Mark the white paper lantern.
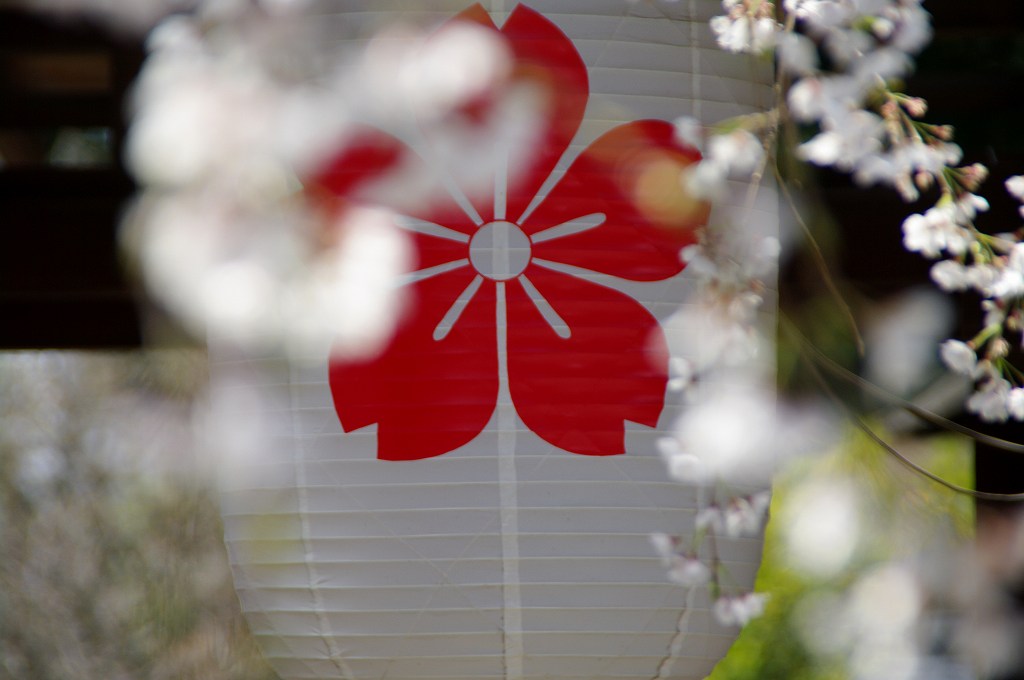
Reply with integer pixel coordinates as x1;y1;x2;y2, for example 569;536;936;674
216;3;776;680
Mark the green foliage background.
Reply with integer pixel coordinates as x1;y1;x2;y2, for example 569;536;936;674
710;427;974;680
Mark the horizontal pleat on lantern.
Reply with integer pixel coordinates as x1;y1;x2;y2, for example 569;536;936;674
218;2;775;680
219;358;765;680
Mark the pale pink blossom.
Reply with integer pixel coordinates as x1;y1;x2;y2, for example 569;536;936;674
1006;175;1024;201
798;111;884;170
939;340;977;376
672;116;704;151
667;357;697;393
668;556;713;587
724;493;772;538
930;260;969;292
714;592;769;627
711;9;779;54
707;129;766;177
1008;389;1024;420
901;206;972;258
696;505;723;533
777;31;819;75
967;264;1001;295
650;533;712;587
966;377;1012;422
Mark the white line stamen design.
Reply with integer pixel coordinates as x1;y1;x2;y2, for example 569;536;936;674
433;274;484;340
393;215;471;243
518;275;570;338
530;212;606;243
400;259;470;287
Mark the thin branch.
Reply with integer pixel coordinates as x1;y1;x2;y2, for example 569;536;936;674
796;327;1024;502
784;319;1024;454
775;168;866;355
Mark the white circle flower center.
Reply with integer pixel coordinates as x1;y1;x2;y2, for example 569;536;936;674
469;220;531;281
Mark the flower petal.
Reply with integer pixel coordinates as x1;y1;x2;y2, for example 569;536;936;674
329;268;498;460
526;120;708;281
308;124;474;270
506;266;668;455
420;4;589;224
500;4;589;222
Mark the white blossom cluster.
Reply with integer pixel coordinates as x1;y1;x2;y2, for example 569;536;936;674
925;178;1024;422
117;2;523;360
656;113;797;627
115;3;413;358
781;0;938;201
709;0;780;55
781;0;1024;422
709;0;1024;422
650;519;770;624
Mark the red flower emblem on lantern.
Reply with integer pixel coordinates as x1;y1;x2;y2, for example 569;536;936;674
315;4;709;461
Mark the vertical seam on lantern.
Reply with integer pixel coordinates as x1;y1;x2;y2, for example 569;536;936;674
290;362;357;680
651;585;699;680
652;6;703;678
492;0;506;26
690;0;702;122
496;281;525;680
494;139;508;222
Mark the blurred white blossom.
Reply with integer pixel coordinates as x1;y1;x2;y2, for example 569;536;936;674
694;492;772;539
864;289;953;396
714;592;769;627
650;534;713;587
110;2;540;362
781;478;861;578
965;374;1012;422
939;340;977;376
659;382;832;487
710;0;781;54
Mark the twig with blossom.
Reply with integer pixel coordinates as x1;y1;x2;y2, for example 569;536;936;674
710;0;1024;424
656;0;1024;628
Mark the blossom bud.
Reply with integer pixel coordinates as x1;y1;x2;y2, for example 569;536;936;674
933;125;954;141
914;171;933;191
961;162;989;188
1005;175;1024;201
895;174;919;202
988;337;1011;360
871;17;895;40
1006;312;1021;333
903;96;927;117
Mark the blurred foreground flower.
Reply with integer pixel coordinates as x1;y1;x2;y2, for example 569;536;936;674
119;3;552;360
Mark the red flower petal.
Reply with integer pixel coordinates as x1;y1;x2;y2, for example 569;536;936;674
505;266;669;455
308;124;474;270
329;269;498;461
422;4;589;224
526;120;709;281
500;4;589;223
